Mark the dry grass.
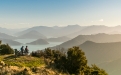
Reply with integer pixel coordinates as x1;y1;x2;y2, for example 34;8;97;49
0;55;68;75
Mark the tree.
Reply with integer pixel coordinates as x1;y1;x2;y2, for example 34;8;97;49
38;46;108;75
66;46;87;74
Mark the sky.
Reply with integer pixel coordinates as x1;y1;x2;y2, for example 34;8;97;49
0;0;121;29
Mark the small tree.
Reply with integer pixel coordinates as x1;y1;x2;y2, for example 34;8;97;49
67;46;87;74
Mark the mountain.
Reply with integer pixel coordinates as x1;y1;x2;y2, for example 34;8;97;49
0;32;16;40
0;27;27;35
108;31;121;34
15;25;85;38
98;58;121;75
0;39;22;46
47;36;71;42
15;26;57;37
17;30;47;39
52;25;86;37
79;41;121;75
79;41;121;64
68;25;121;38
26;39;49;45
55;33;121;48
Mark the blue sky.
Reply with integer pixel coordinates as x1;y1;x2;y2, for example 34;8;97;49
0;0;121;29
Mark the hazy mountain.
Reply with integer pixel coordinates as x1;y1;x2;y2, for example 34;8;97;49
0;27;10;34
17;30;47;39
0;32;16;40
68;25;121;38
68;25;110;37
0;39;22;46
79;41;121;75
26;39;49;45
15;26;57;37
56;33;121;48
98;58;121;75
52;25;86;37
47;36;71;42
79;41;121;64
108;31;121;34
15;25;85;38
0;27;27;35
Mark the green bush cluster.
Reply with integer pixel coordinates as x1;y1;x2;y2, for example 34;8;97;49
31;46;108;75
31;50;44;57
0;43;14;55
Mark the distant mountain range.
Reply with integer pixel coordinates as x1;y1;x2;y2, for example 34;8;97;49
15;26;57;37
0;27;26;35
15;25;86;38
26;39;49;45
0;39;22;46
13;25;121;38
17;30;47;39
47;36;71;42
0;32;16;40
1;25;121;39
54;33;121;48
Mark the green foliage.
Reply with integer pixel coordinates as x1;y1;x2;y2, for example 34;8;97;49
67;46;87;74
31;50;44;57
30;46;108;75
0;44;14;55
84;65;108;75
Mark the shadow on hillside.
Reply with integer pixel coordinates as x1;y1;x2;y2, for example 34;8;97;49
3;55;16;60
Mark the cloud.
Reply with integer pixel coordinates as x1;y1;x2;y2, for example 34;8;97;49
99;19;104;22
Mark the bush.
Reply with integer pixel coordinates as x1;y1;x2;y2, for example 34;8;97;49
31;50;44;57
42;47;108;75
0;44;14;55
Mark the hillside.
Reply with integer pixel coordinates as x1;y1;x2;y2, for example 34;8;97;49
55;33;121;48
0;39;22;46
26;39;49;45
79;41;121;64
17;30;47;39
98;58;121;75
0;55;62;75
47;36;71;42
0;32;16;40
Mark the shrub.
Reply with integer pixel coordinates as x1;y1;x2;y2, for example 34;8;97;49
0;44;14;55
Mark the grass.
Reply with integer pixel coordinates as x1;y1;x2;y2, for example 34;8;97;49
0;55;68;75
0;54;45;67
